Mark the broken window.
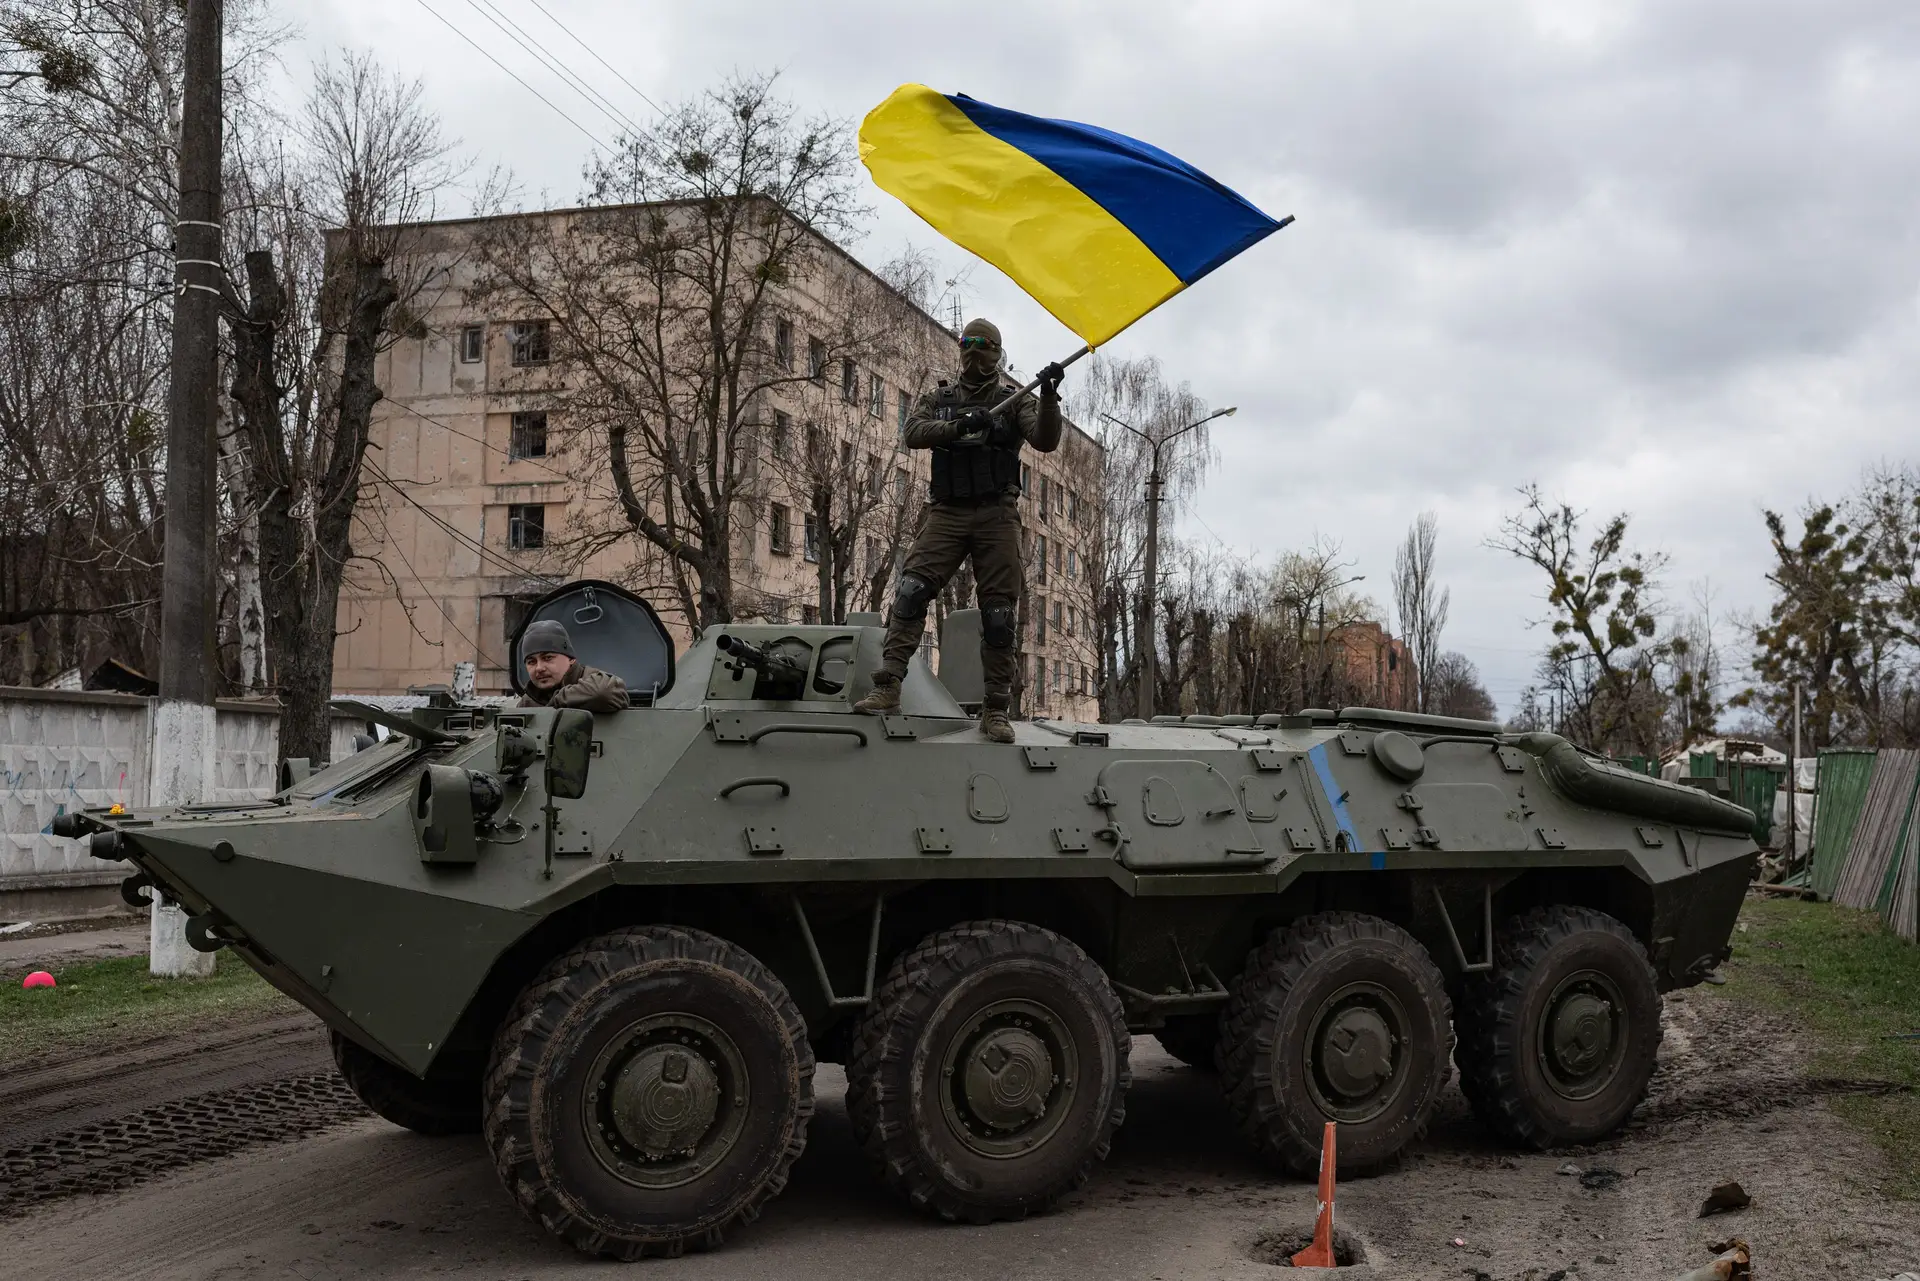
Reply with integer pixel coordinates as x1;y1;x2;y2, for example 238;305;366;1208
507;504;545;550
509;411;548;460
508;321;549;366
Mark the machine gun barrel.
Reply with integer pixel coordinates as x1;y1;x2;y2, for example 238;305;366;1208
716;633;811;681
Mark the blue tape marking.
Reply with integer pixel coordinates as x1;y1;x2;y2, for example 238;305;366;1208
1307;744;1367;855
1370;851;1387;871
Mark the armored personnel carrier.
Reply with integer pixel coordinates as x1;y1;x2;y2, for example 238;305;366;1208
53;580;1758;1259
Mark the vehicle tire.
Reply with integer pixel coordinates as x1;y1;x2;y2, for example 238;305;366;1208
845;920;1130;1224
1219;912;1453;1177
1154;1013;1220;1071
1454;905;1661;1149
330;1030;481;1135
482;925;814;1260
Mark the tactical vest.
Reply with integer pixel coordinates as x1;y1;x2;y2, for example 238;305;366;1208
927;382;1023;503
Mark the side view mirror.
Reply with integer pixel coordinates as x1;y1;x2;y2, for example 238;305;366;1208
547;708;593;800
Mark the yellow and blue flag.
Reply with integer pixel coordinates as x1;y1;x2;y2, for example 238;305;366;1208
859;84;1286;349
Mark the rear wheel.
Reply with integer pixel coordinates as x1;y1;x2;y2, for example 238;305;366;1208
483;926;813;1259
845;920;1130;1223
1454;905;1661;1148
1219;912;1452;1176
1154;1013;1220;1071
330;1031;480;1135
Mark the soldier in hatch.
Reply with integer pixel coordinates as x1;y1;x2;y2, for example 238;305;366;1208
852;318;1063;742
518;619;631;713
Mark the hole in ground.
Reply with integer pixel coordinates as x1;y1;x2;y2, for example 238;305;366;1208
1249;1228;1366;1268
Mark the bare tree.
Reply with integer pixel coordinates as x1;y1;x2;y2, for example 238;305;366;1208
221;52;460;759
1392;511;1449;712
468;72;871;631
1059;355;1215;720
1426;651;1496;721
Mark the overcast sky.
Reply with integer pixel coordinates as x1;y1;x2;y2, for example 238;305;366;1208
273;0;1920;714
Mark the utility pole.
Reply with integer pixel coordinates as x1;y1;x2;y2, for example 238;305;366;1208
1102;406;1235;721
1789;680;1804;872
150;0;224;978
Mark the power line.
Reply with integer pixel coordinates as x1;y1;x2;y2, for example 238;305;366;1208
525;0;666;118
363;456;564;584
407;0;611;152
460;0;644;138
385;395;573;484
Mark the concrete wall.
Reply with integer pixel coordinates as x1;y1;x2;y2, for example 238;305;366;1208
0;688;353;918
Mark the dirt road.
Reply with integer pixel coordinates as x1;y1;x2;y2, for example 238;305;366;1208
3;989;1917;1280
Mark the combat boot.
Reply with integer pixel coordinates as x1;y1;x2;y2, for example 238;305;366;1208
852;673;901;715
980;707;1015;743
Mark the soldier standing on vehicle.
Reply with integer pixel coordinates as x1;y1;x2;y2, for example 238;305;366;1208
518;619;631;713
852;318;1063;742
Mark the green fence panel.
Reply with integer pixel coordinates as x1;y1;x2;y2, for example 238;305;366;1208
1690;752;1719;779
1874;770;1920;915
1812;749;1878;900
1731;763;1781;845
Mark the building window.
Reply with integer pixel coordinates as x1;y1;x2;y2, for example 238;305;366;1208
507;504;545;550
1067;548;1077;581
459;325;483;363
802;605;821;625
1021;463;1031;495
509;411;548;460
841;359;858;405
1065;604;1075;638
775;319;794;371
1052;663;1062;693
806;422;824;464
803;513;821;563
894;467;908;501
1069;490;1080;522
1035;534;1048;585
770;502;791;555
1052;599;1064;636
1035;656;1046;695
1034;598;1047;641
865;535;881;574
869;373;884;418
772;411;792;460
1055;542;1064;578
897;389;911;429
509;320;550;366
808;336;827;382
1040;476;1051;519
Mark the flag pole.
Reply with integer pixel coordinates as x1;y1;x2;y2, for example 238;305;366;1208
991;343;1092;415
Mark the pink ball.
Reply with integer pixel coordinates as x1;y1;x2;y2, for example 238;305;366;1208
22;971;55;989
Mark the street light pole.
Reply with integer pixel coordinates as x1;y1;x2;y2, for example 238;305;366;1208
1102;406;1236;720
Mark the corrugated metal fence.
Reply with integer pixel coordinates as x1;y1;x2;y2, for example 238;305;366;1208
1815;747;1920;943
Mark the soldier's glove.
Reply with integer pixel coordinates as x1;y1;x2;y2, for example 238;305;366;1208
1036;361;1067;400
952;405;994;444
987;415;1024;447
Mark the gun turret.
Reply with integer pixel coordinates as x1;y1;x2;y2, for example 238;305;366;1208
716;632;811;684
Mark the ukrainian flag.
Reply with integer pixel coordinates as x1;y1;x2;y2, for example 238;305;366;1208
860;84;1286;349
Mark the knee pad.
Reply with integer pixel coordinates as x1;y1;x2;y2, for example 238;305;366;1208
982;598;1017;650
892;572;936;621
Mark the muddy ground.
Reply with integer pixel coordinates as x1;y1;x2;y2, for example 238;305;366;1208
2;981;1916;1279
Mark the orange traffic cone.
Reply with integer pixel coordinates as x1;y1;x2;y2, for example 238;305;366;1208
1291;1121;1337;1268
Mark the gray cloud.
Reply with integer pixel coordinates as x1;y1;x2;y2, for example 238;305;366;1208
276;0;1920;710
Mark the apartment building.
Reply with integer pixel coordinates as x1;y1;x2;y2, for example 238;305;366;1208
332;203;1102;720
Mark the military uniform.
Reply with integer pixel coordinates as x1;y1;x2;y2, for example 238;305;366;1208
859;319;1062;738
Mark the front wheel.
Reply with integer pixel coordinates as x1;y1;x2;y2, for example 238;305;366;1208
1454;905;1661;1148
483;926;814;1260
1219;912;1453;1176
330;1031;480;1135
845;920;1130;1224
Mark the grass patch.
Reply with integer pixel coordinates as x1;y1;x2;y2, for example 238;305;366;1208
0;952;297;1069
1718;896;1920;1198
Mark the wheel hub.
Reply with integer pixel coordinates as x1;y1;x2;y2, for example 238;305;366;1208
584;1013;749;1189
1537;970;1627;1101
1302;982;1409;1124
939;998;1078;1159
611;1044;722;1156
962;1026;1055;1129
1318;1006;1395;1099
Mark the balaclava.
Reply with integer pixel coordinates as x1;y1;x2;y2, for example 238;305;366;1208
959;317;1002;389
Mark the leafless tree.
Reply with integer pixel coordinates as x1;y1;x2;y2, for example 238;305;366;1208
220;51;461;759
1392;511;1449;712
1426;651;1496;721
467;72;873;631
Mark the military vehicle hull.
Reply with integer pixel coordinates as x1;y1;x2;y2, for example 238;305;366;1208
55;585;1758;1258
